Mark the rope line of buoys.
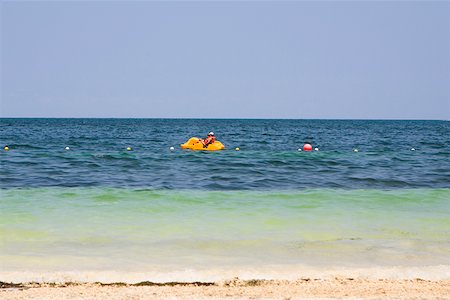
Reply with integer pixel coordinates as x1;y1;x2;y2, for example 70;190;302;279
2;145;420;153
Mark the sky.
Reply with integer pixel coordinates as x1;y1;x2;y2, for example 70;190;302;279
1;1;449;119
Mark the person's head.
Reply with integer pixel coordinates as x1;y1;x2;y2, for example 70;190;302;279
208;132;214;136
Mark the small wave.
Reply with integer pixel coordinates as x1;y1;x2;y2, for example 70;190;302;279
3;144;45;150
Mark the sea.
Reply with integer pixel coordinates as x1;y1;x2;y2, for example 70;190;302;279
1;118;449;283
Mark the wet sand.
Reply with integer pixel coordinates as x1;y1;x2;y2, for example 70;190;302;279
2;278;449;299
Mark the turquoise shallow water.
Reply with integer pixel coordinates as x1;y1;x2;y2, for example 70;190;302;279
1;119;449;281
1;188;449;278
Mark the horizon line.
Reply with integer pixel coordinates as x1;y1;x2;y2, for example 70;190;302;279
0;117;448;121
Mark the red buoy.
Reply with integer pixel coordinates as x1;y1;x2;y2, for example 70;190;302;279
303;143;312;151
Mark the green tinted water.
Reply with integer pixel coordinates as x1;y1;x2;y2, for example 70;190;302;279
1;188;448;277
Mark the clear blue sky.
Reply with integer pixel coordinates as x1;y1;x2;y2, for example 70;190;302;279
1;1;449;119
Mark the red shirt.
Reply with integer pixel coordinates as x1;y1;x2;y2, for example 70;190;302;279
203;136;215;146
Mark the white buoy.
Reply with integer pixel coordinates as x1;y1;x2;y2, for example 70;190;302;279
314;147;319;151
170;147;174;151
235;147;240;151
65;146;70;150
353;149;359;152
298;148;302;151
126;147;132;151
411;148;415;151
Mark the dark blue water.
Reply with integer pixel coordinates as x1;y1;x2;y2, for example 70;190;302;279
1;118;449;189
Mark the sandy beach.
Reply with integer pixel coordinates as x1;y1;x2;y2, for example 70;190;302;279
2;278;450;299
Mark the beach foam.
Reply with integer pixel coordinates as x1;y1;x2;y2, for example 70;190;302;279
1;265;450;284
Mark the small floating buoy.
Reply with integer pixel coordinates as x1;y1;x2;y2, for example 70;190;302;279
353;149;359;152
126;147;133;151
170;147;174;151
235;147;240;151
298;148;302;152
303;143;312;151
65;146;70;150
314;147;319;151
4;146;9;151
411;148;415;151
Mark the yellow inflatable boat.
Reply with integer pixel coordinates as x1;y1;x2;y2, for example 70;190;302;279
181;137;225;151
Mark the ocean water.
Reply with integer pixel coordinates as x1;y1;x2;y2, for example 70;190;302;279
1;119;449;282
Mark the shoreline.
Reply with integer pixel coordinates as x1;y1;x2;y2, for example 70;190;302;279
2;264;449;283
2;278;450;299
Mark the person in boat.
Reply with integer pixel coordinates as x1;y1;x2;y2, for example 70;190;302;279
201;132;216;148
